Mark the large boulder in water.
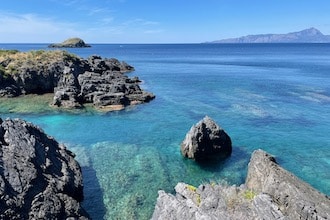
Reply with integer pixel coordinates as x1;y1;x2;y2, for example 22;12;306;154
180;116;232;161
0;118;89;219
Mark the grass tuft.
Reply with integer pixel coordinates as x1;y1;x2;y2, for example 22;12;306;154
0;49;80;77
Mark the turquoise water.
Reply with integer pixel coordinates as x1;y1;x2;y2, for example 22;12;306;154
1;44;330;219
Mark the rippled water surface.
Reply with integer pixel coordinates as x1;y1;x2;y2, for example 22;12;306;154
1;43;329;219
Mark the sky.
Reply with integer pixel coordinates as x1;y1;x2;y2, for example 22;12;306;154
0;0;330;43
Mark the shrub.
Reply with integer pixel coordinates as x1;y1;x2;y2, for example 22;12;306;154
243;190;256;200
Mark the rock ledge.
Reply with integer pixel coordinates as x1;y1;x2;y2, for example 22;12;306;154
152;149;330;220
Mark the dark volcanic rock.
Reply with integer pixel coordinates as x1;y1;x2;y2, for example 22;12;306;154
0;118;89;219
152;149;330;220
48;38;91;48
53;55;155;109
0;50;155;110
0;74;20;97
180;116;232;161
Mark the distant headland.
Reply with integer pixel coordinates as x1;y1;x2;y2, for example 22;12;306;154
48;37;91;48
208;27;330;43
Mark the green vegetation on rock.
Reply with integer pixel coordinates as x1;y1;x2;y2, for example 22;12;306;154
243;189;256;200
48;37;91;48
0;49;78;77
62;37;85;45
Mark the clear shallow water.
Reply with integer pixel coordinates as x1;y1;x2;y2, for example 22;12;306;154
1;43;330;219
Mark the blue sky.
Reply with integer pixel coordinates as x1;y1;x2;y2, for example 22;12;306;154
0;0;329;43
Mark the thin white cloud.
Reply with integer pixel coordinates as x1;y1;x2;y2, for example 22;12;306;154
100;17;115;25
88;7;109;16
0;10;165;43
0;12;80;43
144;29;164;34
142;21;160;26
122;18;160;27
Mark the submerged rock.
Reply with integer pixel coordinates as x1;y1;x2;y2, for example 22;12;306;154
152;149;330;220
0;118;89;219
180;116;232;161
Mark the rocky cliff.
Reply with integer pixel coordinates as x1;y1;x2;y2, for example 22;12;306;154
0;50;155;110
0;118;89;219
152;149;330;219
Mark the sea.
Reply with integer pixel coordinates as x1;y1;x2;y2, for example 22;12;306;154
0;43;329;219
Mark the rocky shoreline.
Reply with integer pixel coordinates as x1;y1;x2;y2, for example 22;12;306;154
152;117;330;219
0;115;329;219
1;50;329;219
0;50;155;111
152;149;330;219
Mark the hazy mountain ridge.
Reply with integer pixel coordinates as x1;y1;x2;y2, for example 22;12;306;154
209;28;330;43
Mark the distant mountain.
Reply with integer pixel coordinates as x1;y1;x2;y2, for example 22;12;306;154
209;28;330;43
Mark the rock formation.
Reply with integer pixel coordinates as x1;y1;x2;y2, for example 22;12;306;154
0;50;155;110
152;149;330;219
0;118;89;219
180;116;232;161
48;38;91;48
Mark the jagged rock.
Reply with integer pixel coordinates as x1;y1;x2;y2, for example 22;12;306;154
246;149;330;219
180;116;232;161
0;50;155;110
0;74;20;97
0;118;90;219
152;149;330;220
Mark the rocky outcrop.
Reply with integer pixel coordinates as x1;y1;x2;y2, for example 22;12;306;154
0;50;155;110
180;116;232;161
0;74;20;97
53;55;155;109
246;150;330;219
48;38;91;48
0;118;89;219
152;149;330;220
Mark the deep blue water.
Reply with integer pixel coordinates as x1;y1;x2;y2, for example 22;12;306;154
1;43;330;219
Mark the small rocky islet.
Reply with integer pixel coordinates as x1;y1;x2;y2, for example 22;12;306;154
0;49;155;111
48;37;91;48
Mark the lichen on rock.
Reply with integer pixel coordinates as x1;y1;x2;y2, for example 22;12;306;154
152;149;330;220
